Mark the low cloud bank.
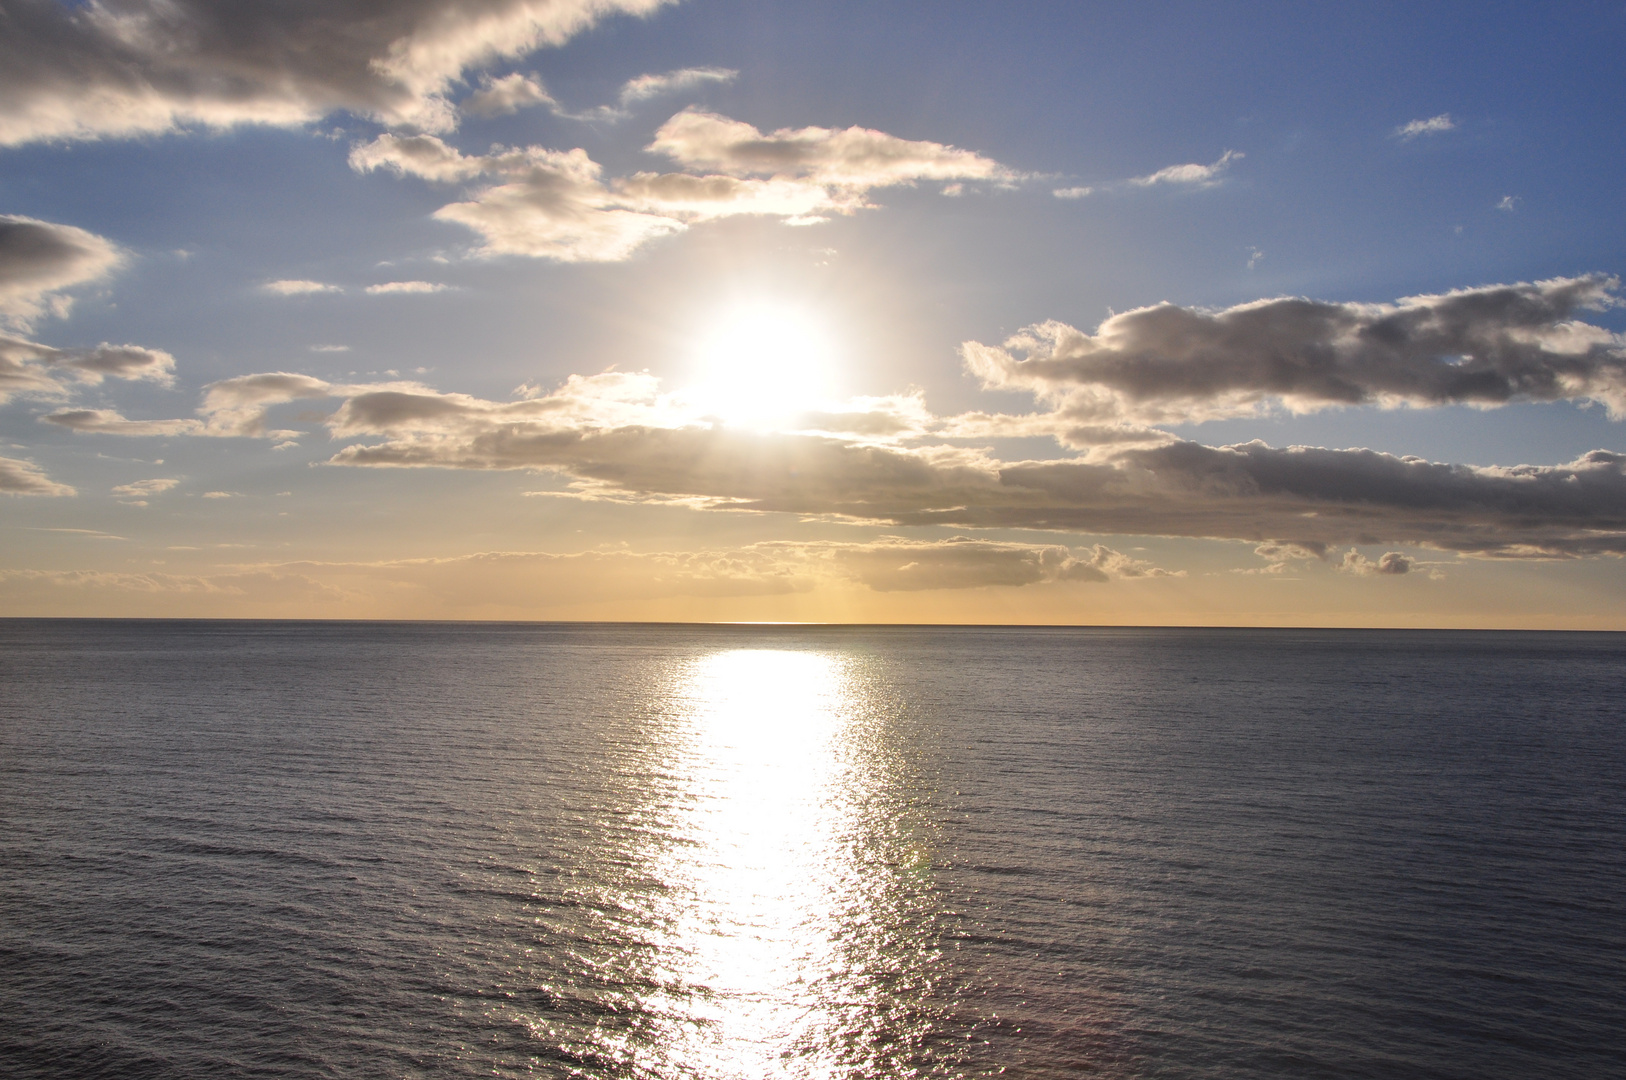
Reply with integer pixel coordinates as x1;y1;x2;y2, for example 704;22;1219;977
36;276;1626;561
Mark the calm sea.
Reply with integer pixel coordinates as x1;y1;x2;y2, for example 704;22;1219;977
1;621;1622;1079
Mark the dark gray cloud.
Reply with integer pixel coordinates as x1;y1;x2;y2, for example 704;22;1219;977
0;0;673;145
964;276;1626;431
329;411;1626;557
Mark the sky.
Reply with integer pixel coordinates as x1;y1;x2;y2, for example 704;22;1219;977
3;0;1626;625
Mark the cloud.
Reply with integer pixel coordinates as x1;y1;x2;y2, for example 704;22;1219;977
1339;549;1412;575
462;66;736;124
0;0;677;146
461;72;556;117
1395;114;1455;140
0;455;74;496
1129;150;1241;188
2;335;176;404
42;408;206;437
619;66;737;106
365;280;449;294
649;109;1017;189
963;276;1626;432
0;215;123;330
44;273;1626;560
1053;186;1094;199
1497;195;1519;212
351;112;1017;260
783;536;1172;591
111;477;179;505
264;279;342;296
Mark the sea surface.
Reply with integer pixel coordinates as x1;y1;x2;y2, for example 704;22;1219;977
1;621;1623;1079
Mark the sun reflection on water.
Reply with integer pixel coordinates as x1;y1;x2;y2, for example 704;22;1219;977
617;648;942;1079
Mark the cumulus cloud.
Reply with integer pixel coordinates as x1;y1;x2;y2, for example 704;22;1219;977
0;215;123;330
1395;114;1455;140
2;335;175;404
44;370;357;438
317;385;1626;558
963;276;1626;433
1130;150;1241;188
1339;549;1412;575
365;280;449;294
350;112;1016;260
0;455;74;496
264;279;342;296
0;0;676;146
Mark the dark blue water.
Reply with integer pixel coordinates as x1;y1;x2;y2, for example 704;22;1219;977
1;621;1622;1078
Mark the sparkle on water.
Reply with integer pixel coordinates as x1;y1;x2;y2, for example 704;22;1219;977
581;648;937;1078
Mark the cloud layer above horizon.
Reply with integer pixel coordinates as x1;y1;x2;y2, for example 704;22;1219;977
33;274;1626;558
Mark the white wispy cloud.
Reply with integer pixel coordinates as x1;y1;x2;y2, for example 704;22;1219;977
365;281;449;294
111;477;180;506
264;280;342;296
1395;113;1456;140
1130;150;1242;188
461;72;555;118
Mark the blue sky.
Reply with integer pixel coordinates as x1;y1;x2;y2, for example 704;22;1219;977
3;0;1625;623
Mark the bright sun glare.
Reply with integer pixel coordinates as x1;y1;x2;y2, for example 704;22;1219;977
687;301;840;426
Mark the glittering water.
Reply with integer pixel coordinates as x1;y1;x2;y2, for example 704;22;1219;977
1;622;1623;1079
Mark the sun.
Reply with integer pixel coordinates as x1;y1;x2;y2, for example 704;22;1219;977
684;301;840;426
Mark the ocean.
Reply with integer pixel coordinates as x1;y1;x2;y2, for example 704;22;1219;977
1;621;1622;1079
